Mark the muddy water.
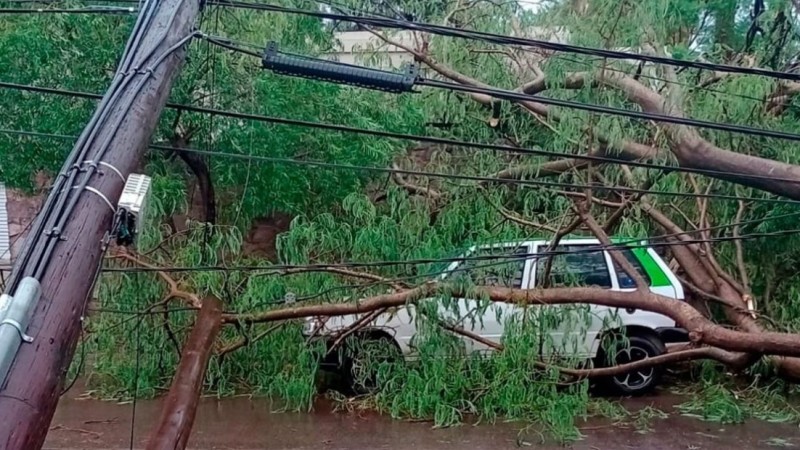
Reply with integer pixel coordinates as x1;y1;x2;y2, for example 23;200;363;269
44;393;798;450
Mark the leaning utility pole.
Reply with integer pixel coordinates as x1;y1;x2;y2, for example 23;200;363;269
0;0;200;447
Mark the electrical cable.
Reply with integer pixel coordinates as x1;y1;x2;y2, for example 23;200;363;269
158;145;800;204
31;28;196;281
102;226;800;274
197;32;262;58
207;0;800;82
0;6;136;13
550;54;798;111
4;127;799;204
5;80;800;187
201;35;800;145
418;78;800;143
128;269;142;450
3;0;163;293
97;207;800;310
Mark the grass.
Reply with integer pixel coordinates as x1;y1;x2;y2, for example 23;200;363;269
675;381;800;424
585;398;668;434
672;363;800;425
764;437;795;448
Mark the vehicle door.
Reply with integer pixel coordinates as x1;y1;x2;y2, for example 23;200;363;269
443;243;533;354
530;242;616;360
605;246;681;333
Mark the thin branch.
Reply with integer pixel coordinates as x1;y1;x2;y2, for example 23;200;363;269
326;307;389;356
538;215;584;288
244;265;409;292
216;322;284;358
391;163;443;200
602;174;661;233
496;206;559;233
112;250;202;308
734;200;751;293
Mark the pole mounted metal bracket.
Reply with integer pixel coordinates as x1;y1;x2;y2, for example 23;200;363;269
84;187;116;213
0;277;42;384
44;227;66;241
82;160;125;183
0;318;33;343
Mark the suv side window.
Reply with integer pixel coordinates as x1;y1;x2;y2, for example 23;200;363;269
454;245;529;288
537;244;612;288
610;248;652;289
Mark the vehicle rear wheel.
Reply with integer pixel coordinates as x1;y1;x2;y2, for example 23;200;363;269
341;333;401;395
595;330;666;396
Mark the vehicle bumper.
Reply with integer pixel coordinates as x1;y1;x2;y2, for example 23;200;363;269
655;326;690;343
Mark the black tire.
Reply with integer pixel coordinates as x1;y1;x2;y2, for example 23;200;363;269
595;330;666;396
340;333;401;395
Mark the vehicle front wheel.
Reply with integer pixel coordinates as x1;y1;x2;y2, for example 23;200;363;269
595;330;666;396
340;333;401;395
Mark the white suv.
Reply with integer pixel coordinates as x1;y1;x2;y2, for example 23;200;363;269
304;238;688;395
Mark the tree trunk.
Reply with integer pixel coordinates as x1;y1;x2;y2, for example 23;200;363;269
146;297;222;450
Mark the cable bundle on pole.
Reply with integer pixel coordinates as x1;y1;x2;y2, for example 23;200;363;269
0;0;204;447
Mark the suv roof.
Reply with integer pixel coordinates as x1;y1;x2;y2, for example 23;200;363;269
471;236;648;250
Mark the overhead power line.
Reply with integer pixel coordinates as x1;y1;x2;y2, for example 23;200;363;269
0;6;136;13
553;54;797;110
155;145;800;204
207;0;800;82
102;227;800;274
6;79;800;187
203;36;800;144
417;78;800;143
3;126;800;205
188;33;800;147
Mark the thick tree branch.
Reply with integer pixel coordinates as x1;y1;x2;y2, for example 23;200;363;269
577;205;648;290
442;321;750;377
224;283;800;358
398;42;800;199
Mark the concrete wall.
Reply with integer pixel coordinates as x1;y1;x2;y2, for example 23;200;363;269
327;30;417;68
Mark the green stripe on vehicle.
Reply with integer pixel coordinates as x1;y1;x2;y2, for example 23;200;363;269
631;247;671;287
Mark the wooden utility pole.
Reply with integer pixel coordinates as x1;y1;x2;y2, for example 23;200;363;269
146;296;222;450
0;0;201;447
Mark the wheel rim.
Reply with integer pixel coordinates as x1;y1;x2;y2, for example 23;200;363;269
611;345;654;391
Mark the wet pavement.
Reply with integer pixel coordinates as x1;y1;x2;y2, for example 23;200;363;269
44;393;799;450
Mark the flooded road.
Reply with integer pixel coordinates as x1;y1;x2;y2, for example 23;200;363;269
45;393;799;450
